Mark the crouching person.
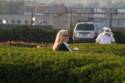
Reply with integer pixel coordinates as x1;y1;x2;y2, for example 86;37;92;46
96;27;115;44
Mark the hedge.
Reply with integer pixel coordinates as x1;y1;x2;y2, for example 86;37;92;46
0;25;125;43
0;25;57;43
113;31;125;44
0;44;125;83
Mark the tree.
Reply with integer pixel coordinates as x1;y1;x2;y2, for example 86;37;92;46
0;0;25;14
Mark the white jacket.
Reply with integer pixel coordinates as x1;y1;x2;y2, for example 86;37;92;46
96;32;115;44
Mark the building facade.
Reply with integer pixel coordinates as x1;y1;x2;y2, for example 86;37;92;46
0;8;125;29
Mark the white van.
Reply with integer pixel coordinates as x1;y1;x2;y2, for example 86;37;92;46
73;22;103;42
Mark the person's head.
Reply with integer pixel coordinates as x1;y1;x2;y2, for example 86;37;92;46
103;27;111;32
53;29;69;51
102;27;111;36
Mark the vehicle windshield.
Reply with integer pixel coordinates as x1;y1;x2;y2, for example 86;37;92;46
76;24;94;31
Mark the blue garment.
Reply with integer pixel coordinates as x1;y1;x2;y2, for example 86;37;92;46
58;43;69;51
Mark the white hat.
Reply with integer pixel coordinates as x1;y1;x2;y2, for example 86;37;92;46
103;27;111;32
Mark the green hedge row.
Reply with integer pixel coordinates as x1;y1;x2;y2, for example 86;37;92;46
0;25;125;43
0;25;57;43
113;31;125;43
0;44;125;83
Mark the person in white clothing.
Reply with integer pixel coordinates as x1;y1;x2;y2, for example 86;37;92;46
96;27;115;44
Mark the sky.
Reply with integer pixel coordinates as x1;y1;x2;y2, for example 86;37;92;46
5;0;125;7
25;0;124;4
7;0;124;4
27;0;125;7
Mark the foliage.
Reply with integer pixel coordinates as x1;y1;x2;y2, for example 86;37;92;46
0;44;125;83
0;25;57;43
113;31;125;43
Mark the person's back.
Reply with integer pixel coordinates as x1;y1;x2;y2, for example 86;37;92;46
96;27;115;44
96;33;112;44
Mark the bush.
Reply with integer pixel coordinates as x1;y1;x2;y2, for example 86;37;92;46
113;31;125;43
0;25;58;43
0;44;125;83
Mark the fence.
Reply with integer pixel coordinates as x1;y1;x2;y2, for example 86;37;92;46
0;8;125;29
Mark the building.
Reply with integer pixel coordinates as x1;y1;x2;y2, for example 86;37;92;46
0;7;125;29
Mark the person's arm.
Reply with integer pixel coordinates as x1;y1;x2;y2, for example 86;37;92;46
110;35;115;43
109;32;115;43
96;34;101;43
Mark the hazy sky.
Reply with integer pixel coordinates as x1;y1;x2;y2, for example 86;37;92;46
25;0;125;7
6;0;125;4
6;0;125;7
26;0;124;3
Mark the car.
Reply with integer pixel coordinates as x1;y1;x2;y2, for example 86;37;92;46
73;22;103;42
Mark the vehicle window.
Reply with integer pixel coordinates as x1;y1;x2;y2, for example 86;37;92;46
76;24;94;30
96;24;104;31
95;24;99;31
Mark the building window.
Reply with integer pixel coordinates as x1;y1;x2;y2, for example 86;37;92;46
25;20;28;24
11;20;15;24
17;20;21;24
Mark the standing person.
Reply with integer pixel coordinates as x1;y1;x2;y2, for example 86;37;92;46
96;27;115;44
53;29;72;51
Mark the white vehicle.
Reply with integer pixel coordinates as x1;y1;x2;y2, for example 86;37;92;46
73;22;103;42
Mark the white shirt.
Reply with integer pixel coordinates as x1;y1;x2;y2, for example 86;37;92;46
96;32;115;44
